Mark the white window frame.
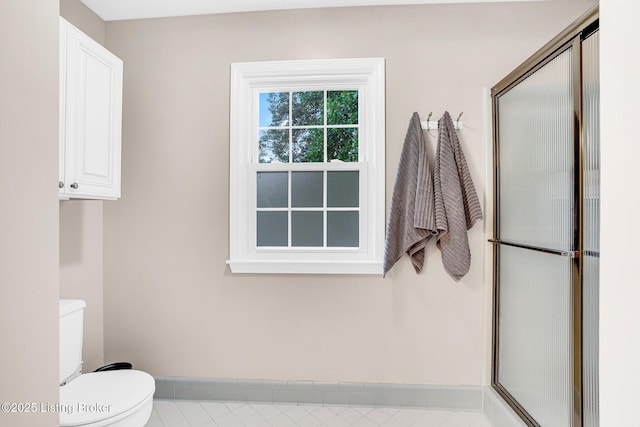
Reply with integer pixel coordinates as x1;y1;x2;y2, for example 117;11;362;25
227;58;385;275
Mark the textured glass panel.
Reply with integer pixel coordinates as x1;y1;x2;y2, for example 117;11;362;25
327;128;358;162
257;211;288;246
583;254;599;427
291;171;323;207
292;128;324;163
582;31;600;427
497;246;572;427
498;48;574;250
257;172;288;208
327;211;359;247
327;90;358;125
259;129;289;163
292;211;323;247
259;92;289;127
292;91;324;126
327;171;359;207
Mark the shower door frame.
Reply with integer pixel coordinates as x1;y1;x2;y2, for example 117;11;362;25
490;7;599;427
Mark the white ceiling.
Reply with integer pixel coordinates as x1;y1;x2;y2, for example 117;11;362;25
80;0;545;21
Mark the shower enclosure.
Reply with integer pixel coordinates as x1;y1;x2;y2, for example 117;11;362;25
491;7;599;427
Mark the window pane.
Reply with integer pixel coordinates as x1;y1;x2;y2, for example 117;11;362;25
259;92;289;127
327;211;358;247
257;211;288;246
292;171;323;207
327;90;358;125
259;129;289;163
292;91;324;126
292;211;323;247
327;171;359;207
257;172;288;208
292;128;324;163
327;128;358;162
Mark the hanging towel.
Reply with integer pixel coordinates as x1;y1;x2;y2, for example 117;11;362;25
383;112;437;275
433;111;483;281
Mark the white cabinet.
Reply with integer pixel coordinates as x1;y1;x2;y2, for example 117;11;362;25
59;17;123;200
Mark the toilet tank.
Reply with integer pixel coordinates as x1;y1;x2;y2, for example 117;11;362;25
59;299;86;385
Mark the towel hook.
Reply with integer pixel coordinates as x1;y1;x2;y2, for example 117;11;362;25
456;112;463;128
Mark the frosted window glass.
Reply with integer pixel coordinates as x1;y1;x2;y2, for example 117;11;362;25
327;211;358;247
257;212;288;246
498;48;574;251
327;171;359;207
292;211;323;247
257;172;288;208
582;30;600;427
292;172;323;207
497;245;572;427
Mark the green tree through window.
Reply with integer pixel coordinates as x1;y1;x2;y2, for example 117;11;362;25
260;90;358;163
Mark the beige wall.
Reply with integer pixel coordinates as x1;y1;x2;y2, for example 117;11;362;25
103;1;594;384
600;0;640;424
60;0;105;44
0;0;60;425
59;0;106;372
59;201;104;371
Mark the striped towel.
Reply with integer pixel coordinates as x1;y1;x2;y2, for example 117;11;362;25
383;112;437;275
434;112;483;281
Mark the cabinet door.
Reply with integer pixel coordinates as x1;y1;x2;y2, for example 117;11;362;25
61;20;123;200
59;19;68;196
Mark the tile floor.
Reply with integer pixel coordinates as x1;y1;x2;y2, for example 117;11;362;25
145;400;494;426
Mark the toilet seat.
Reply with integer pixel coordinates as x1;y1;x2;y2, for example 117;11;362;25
59;370;155;427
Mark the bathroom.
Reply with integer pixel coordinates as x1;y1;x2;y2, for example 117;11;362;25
1;0;638;426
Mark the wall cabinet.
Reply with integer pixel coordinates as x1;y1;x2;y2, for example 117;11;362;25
59;17;123;200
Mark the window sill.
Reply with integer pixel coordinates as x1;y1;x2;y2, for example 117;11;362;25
226;259;383;275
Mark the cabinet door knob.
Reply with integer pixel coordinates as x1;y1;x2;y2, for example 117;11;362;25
70;183;79;189
59;181;64;189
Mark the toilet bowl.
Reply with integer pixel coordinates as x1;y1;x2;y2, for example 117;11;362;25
59;370;154;427
59;300;155;427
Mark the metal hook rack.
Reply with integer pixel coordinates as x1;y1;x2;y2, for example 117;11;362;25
420;112;464;130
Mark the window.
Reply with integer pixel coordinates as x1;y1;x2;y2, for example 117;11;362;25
228;58;385;274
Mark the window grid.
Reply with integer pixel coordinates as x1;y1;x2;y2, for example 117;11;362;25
256;89;360;165
323;91;327;163
255;170;360;250
255;88;361;250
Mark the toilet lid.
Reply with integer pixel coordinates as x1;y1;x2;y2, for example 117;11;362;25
59;370;155;426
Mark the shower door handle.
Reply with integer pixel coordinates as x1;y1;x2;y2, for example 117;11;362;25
488;239;579;258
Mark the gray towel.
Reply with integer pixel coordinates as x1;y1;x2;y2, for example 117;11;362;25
433;112;483;281
383;112;437;275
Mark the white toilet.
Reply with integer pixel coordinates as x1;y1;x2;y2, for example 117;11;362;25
59;300;155;427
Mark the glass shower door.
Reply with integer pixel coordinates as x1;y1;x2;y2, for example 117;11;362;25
494;45;576;427
582;29;600;427
491;11;600;425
